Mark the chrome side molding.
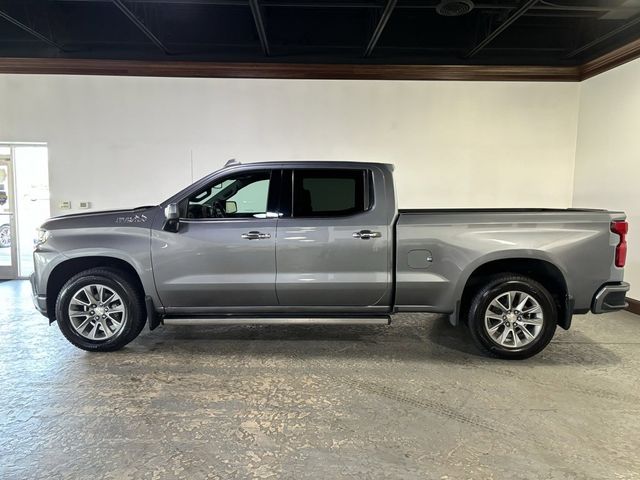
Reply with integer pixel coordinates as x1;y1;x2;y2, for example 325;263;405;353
163;316;391;326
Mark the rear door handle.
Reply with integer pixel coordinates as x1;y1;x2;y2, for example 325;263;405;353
241;231;271;240
353;229;381;240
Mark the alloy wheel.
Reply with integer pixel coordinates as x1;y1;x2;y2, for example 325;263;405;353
68;284;127;340
484;290;544;349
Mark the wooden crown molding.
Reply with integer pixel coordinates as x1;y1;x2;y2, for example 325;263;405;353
580;37;640;80
0;37;638;81
0;57;581;81
627;297;640;316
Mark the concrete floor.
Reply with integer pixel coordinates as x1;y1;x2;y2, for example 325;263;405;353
1;280;639;480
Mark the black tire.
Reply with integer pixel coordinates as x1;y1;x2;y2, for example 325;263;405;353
55;268;146;352
467;274;557;360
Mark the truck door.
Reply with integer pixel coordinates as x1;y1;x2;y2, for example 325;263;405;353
152;168;280;310
275;168;392;310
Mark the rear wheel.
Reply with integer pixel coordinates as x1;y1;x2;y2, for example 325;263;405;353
55;268;146;352
467;274;557;359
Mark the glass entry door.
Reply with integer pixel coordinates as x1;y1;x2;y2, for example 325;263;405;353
0;157;17;279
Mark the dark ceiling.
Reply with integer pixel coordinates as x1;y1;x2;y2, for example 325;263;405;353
1;0;639;66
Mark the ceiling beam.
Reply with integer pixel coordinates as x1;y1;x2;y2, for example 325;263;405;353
466;0;538;58
52;0;638;13
568;14;640;58
249;0;270;56
364;0;396;57
111;0;170;54
51;0;640;14
0;4;65;51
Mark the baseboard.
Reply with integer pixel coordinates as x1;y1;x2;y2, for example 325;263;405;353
626;297;640;316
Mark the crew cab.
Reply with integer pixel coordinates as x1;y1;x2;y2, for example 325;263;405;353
31;160;630;359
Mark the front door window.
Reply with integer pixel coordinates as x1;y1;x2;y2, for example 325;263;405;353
183;171;271;219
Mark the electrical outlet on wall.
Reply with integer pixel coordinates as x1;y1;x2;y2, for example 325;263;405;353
79;201;91;209
59;201;71;210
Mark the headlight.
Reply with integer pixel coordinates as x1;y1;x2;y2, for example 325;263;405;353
35;228;50;247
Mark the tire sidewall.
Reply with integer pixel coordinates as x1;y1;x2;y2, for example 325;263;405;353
56;272;141;351
469;278;557;359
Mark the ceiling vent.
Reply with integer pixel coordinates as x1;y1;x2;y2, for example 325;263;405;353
436;0;474;17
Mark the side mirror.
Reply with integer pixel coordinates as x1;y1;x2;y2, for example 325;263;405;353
225;201;237;214
163;203;180;232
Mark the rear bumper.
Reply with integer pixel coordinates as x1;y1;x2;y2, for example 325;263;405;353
30;273;48;317
591;282;630;314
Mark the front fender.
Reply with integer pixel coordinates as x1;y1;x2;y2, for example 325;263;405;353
33;225;161;317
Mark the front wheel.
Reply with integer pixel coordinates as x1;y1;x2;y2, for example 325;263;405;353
55;268;146;352
467;274;557;359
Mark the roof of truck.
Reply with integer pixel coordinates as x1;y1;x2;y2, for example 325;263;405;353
221;159;395;171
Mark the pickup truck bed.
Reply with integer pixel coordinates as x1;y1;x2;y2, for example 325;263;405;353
395;208;626;319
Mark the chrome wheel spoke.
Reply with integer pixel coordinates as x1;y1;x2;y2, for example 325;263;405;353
520;317;542;326
83;286;99;305
487;323;502;334
519;325;535;340
512;328;521;347
522;305;541;315
490;297;508;314
106;312;122;325
88;321;100;340
71;296;91;307
100;319;115;334
514;293;530;313
498;327;510;345
505;291;514;311
75;317;92;332
96;285;105;303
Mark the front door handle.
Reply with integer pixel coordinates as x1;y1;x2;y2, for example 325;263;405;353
353;229;382;240
241;231;271;240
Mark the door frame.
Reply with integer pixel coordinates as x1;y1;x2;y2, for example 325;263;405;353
0;156;18;279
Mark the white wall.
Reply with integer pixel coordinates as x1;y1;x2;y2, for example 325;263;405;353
573;57;640;298
0;75;579;215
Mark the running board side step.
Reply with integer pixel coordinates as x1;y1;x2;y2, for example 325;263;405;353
163;316;391;326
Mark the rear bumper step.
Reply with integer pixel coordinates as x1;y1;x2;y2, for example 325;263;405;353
592;282;630;314
163;316;391;326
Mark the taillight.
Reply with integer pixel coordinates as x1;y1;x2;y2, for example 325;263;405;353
611;220;628;268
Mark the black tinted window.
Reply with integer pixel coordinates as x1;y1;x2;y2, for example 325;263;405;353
293;169;366;217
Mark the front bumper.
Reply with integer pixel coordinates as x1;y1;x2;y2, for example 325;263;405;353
30;273;48;317
591;282;630;314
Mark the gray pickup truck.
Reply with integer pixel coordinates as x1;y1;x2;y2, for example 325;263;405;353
31;160;630;359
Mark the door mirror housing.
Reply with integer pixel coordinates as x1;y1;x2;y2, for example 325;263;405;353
163;203;180;232
225;201;237;214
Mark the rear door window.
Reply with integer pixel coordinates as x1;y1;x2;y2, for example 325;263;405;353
292;169;367;217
